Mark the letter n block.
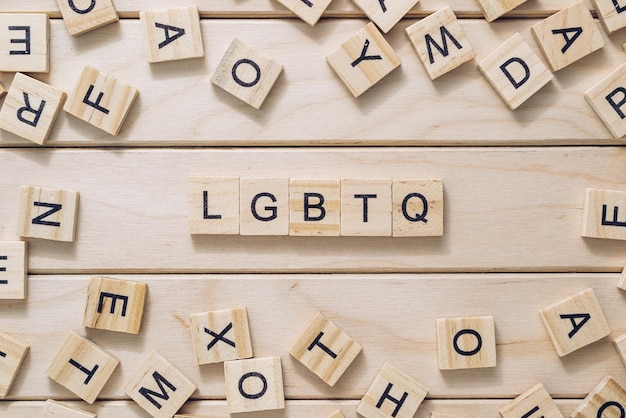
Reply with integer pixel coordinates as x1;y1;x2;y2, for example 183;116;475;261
0;73;66;145
64;66;139;136
351;0;419;33
585;64;626;138
289;312;362;386
188;177;240;235
341;179;392;237
82;276;148;334
224;357;285;413
46;332;119;404
41;400;95;418
289;179;340;236
474;0;528;22
0;14;49;73
357;362;428;418
56;0;119;36
0;331;29;399
276;0;333;26
499;383;563;418
392;179;443;237
240;177;289;236
0;241;27;300
478;33;553;110
16;185;79;242
436;316;496;370
581;188;626;240
571;376;626;418
540;288;611;357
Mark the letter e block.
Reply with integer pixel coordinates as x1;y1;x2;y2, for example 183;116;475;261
189;308;253;365
591;0;626;33
327;23;401;98
540;288;611;357
46;332;119;404
211;38;283;109
0;14;49;72
499;383;563;418
0;73;66;145
436;316;496;370
0;331;29;399
56;0;119;36
351;0;419;33
478;33;553;110
123;352;197;418
41;400;95;418
276;0;333;26
240;178;289;236
290;179;340;236
289;312;362;386
188;177;240;235
392;179;443;237
474;0;528;22
585;64;626;138
357;362;428;418
82;276;148;334
406;7;475;80
582;188;626;240
224;357;285;414
571;376;626;418
0;241;27;300
16;185;79;242
341;179;391;236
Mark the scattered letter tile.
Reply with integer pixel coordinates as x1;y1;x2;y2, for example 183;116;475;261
240;177;289;236
592;0;626;33
392;179;443;237
188;177;240;235
0;241;27;300
224;357;285;414
351;0;420;33
614;334;626;368
16;185;79;242
585;64;626;138
582;188;626;240
56;0;119;36
499;383;563;418
474;0;529;22
436;316;496;370
41;400;95;418
0;14;49;72
571;376;626;418
289;179;340;236
0;331;29;399
276;0;333;26
341;178;392;237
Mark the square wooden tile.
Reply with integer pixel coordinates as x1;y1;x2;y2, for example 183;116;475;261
582;188;626;240
613;334;626;368
474;0;529;22
16;185;79;242
188;177;240;235
276;0;333;26
499;383;563;418
571;376;626;418
405;7;475;80
392;179;443;237
0;331;29;399
189;308;253;365
82;276;148;334
540;288;611;357
327;22;401;98
436;316;496;370
0;73;66;145
0;241;27;300
341;178;391;236
41;400;95;418
140;6;204;63
240;177;289;236
351;0;420;33
591;0;626;33
290;179;340;236
478;33;553;110
224;357;285;413
0;14;49;72
56;0;118;36
46;332;119;404
289;312;362;386
585;64;626;138
357;362;428;418
211;38;283;109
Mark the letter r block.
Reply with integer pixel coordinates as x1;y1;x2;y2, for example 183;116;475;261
0;331;29;399
16;185;79;242
570;376;626;418
585;64;626;138
82;276;148;334
56;0;119;36
436;316;496;370
41;400;95;418
290;179;340;236
0;241;27;300
581;188;626;240
188;177;240;235
0;14;49;72
392;179;443;237
224;357;285;413
499;383;563;418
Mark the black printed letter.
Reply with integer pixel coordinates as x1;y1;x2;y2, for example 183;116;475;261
203;191;222;220
232;59;261;87
98;292;129;316
425;26;463;64
606;87;626;119
0;256;6;285
551;27;583;54
499;57;530;89
453;329;482;356
139;371;177;410
17;93;46;127
304;193;325;221
351;39;382;67
376;383;408;418
251;192;278;221
32;202;62;227
613;0;626;13
68;0;96;14
402;193;428;223
68;359;99;384
559;313;590;339
155;23;185;49
307;332;337;358
83;85;110;114
354;194;376;223
9;26;30;55
597;401;625;417
238;372;268;399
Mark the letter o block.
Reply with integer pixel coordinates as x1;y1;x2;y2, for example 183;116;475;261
56;0;119;36
436;316;496;370
585;63;626;138
224;357;285;414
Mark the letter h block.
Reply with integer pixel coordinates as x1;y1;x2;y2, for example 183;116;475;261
224;357;285;414
571;376;626;418
436;316;496;370
56;0;119;36
16;185;79;242
0;330;29;399
0;241;27;300
585;64;626;138
0;14;49;73
82;276;148;334
499;383;563;418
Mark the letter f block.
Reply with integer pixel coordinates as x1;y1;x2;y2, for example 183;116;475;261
585;64;626;138
0;14;49;73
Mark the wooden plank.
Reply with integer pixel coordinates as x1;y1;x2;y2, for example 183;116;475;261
0;19;623;146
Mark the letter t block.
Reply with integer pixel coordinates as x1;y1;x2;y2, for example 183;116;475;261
585;64;626;138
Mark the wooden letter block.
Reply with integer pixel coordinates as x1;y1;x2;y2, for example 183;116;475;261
327;23;401;98
41;400;95;418
618;263;626;290
0;331;29;399
289;312;362;386
592;0;626;33
357;362;428;418
0;14;49;72
0;241;27;300
585;64;626;138
392;179;443;237
582;189;626;240
188;177;240;235
478;33;553;110
82;276;148;334
571;376;626;418
123;352;197;418
17;185;79;242
56;0;119;36
140;6;204;63
289;179;340;236
189;307;253;365
614;334;626;368
436;316;496;370
499;383;563;418
328;411;346;418
351;0;420;33
540;288;611;357
341;178;391;236
276;0;333;26
211;38;283;109
46;332;119;404
405;7;475;80
0;73;66;145
240;177;289;236
474;0;528;22
224;357;285;413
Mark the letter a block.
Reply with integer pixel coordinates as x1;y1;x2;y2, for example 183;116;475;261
585;64;626;138
124;352;197;418
571;376;626;418
351;0;419;33
276;0;333;26
405;7;475;80
17;185;79;242
0;14;49;73
41;400;95;418
357;362;428;418
0;73;66;145
327;23;401;98
211;38;283;109
0;241;27;300
540;288;611;357
289;312;362;386
224;357;285;413
474;0;528;22
436;316;496;370
0;331;29;399
240;177;289;236
290;179;340;236
392;179;443;237
56;0;119;36
82;276;148;334
499;383;563;418
581;189;626;240
188;177;240;235
46;332;119;404
341;178;392;237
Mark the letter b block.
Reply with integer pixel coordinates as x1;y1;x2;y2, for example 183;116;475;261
0;14;49;73
16;185;79;242
585;64;626;138
290;179;341;236
436;316;496;370
571;376;626;418
224;357;285;414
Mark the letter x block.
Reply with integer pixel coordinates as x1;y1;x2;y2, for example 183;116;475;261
276;0;333;26
224;357;285;414
0;14;49;73
357;362;428;418
46;332;119;404
82;276;148;334
64;66;139;136
392;179;443;237
289;179;340;236
327;23;401;98
211;38;283;109
56;0;119;36
351;0;419;33
436;316;496;370
0;73;66;145
540;288;611;357
0;331;29;399
289;312;362;386
581;188;626;240
571;376;626;418
0;241;27;300
41;400;95;418
585;64;626;138
499;383;563;418
474;0;528;22
16;185;79;242
478;33;553;110
188;177;240;235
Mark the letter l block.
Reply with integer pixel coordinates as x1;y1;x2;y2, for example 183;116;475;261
585;64;626;138
224;357;285;413
571;375;626;418
591;0;626;33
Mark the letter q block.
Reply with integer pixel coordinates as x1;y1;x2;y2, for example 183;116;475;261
224;357;285;414
392;179;443;237
571;376;626;418
585;64;626;138
436;316;496;370
16;185;79;242
56;0;119;36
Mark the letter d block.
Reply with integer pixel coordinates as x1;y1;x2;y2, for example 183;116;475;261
571;376;626;418
224;357;285;414
436;316;496;370
392;179;443;237
290;179;340;236
0;241;27;300
585;64;626;138
56;0;119;36
41;400;95;418
478;33;553;110
0;14;49;73
16;185;79;242
82;276;148;334
188;177;240;235
499;383;563;418
0;331;29;399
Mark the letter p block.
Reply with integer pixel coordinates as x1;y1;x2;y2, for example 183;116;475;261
585;64;626;138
